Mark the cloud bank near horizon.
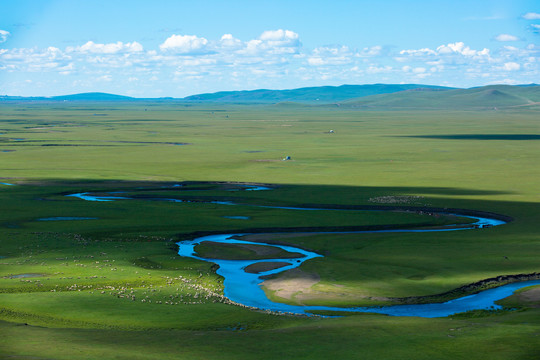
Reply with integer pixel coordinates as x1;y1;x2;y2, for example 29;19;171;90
1;28;538;96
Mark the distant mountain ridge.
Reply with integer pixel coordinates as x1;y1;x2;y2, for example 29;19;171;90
0;84;452;103
1;84;539;109
182;84;453;103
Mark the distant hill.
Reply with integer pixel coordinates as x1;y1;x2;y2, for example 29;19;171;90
182;84;454;103
0;92;135;102
335;85;540;110
2;85;539;109
51;92;135;101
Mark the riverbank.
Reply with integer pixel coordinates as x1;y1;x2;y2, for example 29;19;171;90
392;272;540;305
175;208;540;317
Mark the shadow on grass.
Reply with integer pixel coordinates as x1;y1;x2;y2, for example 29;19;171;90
3;178;535;245
397;134;540;141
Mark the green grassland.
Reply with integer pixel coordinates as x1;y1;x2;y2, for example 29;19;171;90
1;101;539;359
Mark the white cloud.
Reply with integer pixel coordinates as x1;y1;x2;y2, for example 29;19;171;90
0;30;10;43
159;34;209;54
393;56;408;62
358;45;383;57
436;42;489;56
240;29;301;55
522;12;540;20
70;41;143;54
58;63;74;75
97;75;112;82
426;59;444;65
306;57;325;66
495;34;519;42
503;45;519;52
219;34;243;49
260;29;299;46
503;62;520;71
178;58;217;66
402;66;426;74
366;65;392;74
2;29;539;96
307;46;353;66
399;42;491;68
399;48;436;56
532;24;540;33
401;42;490;57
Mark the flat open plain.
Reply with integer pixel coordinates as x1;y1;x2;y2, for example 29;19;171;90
1;101;539;359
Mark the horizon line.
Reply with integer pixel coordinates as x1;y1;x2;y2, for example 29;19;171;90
1;82;539;99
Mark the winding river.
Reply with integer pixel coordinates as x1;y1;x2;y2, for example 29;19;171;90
67;188;540;317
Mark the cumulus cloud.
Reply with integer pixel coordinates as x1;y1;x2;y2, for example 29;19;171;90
307;46;353;66
307;45;383;66
0;46;72;73
178;58;217;66
532;24;540;33
260;29;299;46
3;28;539;96
495;34;519;42
522;12;540;20
399;47;436;56
219;34;243;49
0;30;10;43
58;62;74;70
241;29;301;55
436;42;489;56
399;42;490;62
159;34;209;54
70;41;143;54
502;62;520;71
357;45;384;57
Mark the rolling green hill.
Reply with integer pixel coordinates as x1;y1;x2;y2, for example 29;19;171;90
336;85;540;110
0;92;135;102
182;84;453;103
3;84;539;108
51;92;135;101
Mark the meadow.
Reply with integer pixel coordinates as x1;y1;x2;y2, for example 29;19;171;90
1;101;539;359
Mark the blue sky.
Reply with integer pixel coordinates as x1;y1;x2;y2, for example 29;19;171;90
1;0;539;97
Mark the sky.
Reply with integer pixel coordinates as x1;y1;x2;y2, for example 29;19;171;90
0;0;539;97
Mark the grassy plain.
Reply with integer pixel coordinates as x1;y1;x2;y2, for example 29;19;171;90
1;101;539;359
